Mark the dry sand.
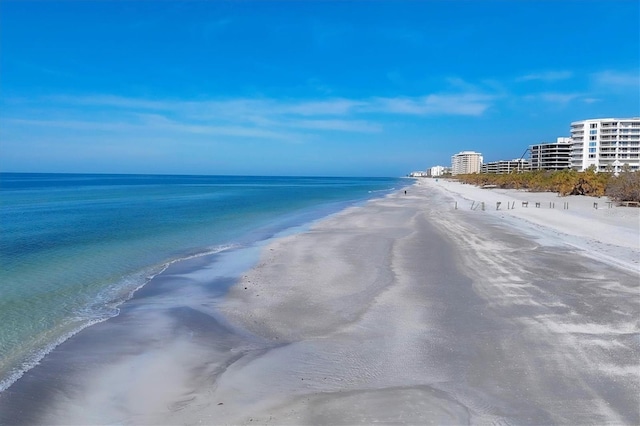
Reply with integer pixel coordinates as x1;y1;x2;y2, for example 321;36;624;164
205;179;639;425
1;178;638;425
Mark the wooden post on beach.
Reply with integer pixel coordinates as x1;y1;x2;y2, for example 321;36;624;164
564;202;569;210
496;201;501;210
593;202;598;209
482;202;485;211
455;201;458;210
470;201;474;210
550;202;554;209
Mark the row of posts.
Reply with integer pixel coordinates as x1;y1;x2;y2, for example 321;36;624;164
453;201;611;210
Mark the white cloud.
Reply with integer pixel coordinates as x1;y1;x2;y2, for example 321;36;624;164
517;71;573;82
591;70;639;88
369;94;495;116
4;117;141;132
445;77;479;92
47;94;169;111
535;92;582;104
4;89;496;153
288;119;382;133
5;115;302;142
517;69;637;106
25;90;497;124
280;99;364;116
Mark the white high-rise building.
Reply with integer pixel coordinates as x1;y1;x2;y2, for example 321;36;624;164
530;137;572;171
451;151;483;175
570;118;640;173
481;159;529;174
430;165;446;177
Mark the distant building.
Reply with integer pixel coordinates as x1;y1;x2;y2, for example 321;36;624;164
451;151;483;175
430;165;447;177
481;159;529;174
409;171;429;177
570;118;640;173
530;137;572;171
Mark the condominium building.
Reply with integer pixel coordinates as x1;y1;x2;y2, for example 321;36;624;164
430;165;447;177
481;159;529;174
530;137;572;170
570;118;640;173
451;151;483;175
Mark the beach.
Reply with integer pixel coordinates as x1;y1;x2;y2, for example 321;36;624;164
1;178;638;425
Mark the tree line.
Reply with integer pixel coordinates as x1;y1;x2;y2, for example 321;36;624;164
451;167;640;203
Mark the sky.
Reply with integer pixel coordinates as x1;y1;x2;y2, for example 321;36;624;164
1;0;638;177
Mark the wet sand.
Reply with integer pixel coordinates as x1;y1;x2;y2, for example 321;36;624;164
1;179;638;425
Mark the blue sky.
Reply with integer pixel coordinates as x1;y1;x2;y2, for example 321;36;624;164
1;0;638;177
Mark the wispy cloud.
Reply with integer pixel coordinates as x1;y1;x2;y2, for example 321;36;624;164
288;119;382;133
24;89;497;130
517;71;573;82
2;87;499;160
521;92;585;107
369;94;495;116
47;94;170;111
445;77;480;92
6;114;303;142
524;92;583;104
280;99;364;116
516;68;638;107
4;118;141;132
591;70;639;88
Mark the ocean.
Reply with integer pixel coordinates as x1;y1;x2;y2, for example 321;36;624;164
0;173;402;392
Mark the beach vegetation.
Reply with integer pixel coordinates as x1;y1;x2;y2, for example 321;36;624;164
453;168;639;202
606;169;640;203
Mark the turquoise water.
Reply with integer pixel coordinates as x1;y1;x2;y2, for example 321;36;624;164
0;173;401;391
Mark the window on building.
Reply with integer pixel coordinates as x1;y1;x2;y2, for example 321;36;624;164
590;123;598;128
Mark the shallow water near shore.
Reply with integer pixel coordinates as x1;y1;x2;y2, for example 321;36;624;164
0;173;402;393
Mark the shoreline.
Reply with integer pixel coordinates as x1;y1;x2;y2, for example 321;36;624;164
0;184;408;424
1;179;638;425
0;184;398;397
0;242;240;395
